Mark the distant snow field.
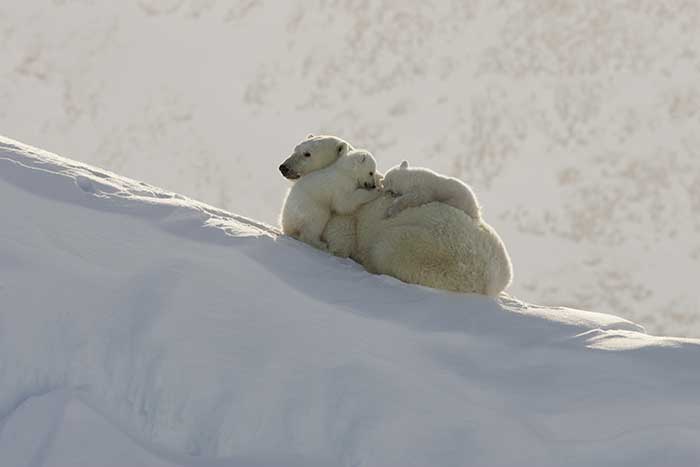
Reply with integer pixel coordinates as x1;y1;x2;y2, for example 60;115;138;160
2;137;700;466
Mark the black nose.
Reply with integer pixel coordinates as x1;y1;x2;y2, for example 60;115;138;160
279;164;289;175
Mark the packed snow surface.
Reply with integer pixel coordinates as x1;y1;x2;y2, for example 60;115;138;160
1;137;700;466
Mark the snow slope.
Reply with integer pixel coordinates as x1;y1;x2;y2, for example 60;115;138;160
2;1;700;336
2;136;700;467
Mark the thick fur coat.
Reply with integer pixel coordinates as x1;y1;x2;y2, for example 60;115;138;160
382;160;481;221
280;148;381;250
279;136;513;296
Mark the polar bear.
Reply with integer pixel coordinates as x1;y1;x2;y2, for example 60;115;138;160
278;135;513;296
382;160;481;221
280;149;382;251
278;134;353;180
323;197;512;295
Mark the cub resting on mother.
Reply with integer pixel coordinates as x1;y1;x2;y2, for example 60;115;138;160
278;135;513;296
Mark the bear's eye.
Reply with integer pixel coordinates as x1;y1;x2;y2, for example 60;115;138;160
303;152;311;158
369;172;373;176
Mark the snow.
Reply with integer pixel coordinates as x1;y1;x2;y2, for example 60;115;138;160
2;136;700;466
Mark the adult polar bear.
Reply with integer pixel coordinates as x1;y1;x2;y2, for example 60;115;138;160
279;135;513;296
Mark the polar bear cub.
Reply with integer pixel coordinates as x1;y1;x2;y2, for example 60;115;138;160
280;149;382;251
381;160;481;221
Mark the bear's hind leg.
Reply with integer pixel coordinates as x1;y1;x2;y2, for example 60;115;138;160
445;193;481;221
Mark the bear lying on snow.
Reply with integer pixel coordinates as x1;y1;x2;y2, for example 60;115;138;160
278;135;513;296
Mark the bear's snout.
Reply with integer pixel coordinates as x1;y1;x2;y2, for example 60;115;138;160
279;163;300;180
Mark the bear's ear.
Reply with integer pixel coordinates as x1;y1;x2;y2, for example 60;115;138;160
307;134;314;139
337;141;349;157
400;160;409;169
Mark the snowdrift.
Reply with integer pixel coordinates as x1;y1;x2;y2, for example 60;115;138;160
1;136;700;467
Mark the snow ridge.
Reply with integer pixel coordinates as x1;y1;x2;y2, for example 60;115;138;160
2;136;700;466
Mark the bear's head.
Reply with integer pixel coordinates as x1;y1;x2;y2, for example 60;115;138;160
380;160;409;195
278;134;353;180
343;149;380;190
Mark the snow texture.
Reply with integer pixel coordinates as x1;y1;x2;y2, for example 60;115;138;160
2;136;700;466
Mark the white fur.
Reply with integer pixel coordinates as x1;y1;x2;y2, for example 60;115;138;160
280;149;381;251
382;160;481;220
323;197;512;296
279;136;513;296
278;134;353;180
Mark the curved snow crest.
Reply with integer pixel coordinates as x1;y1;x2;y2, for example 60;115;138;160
2;136;700;467
0;137;278;241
